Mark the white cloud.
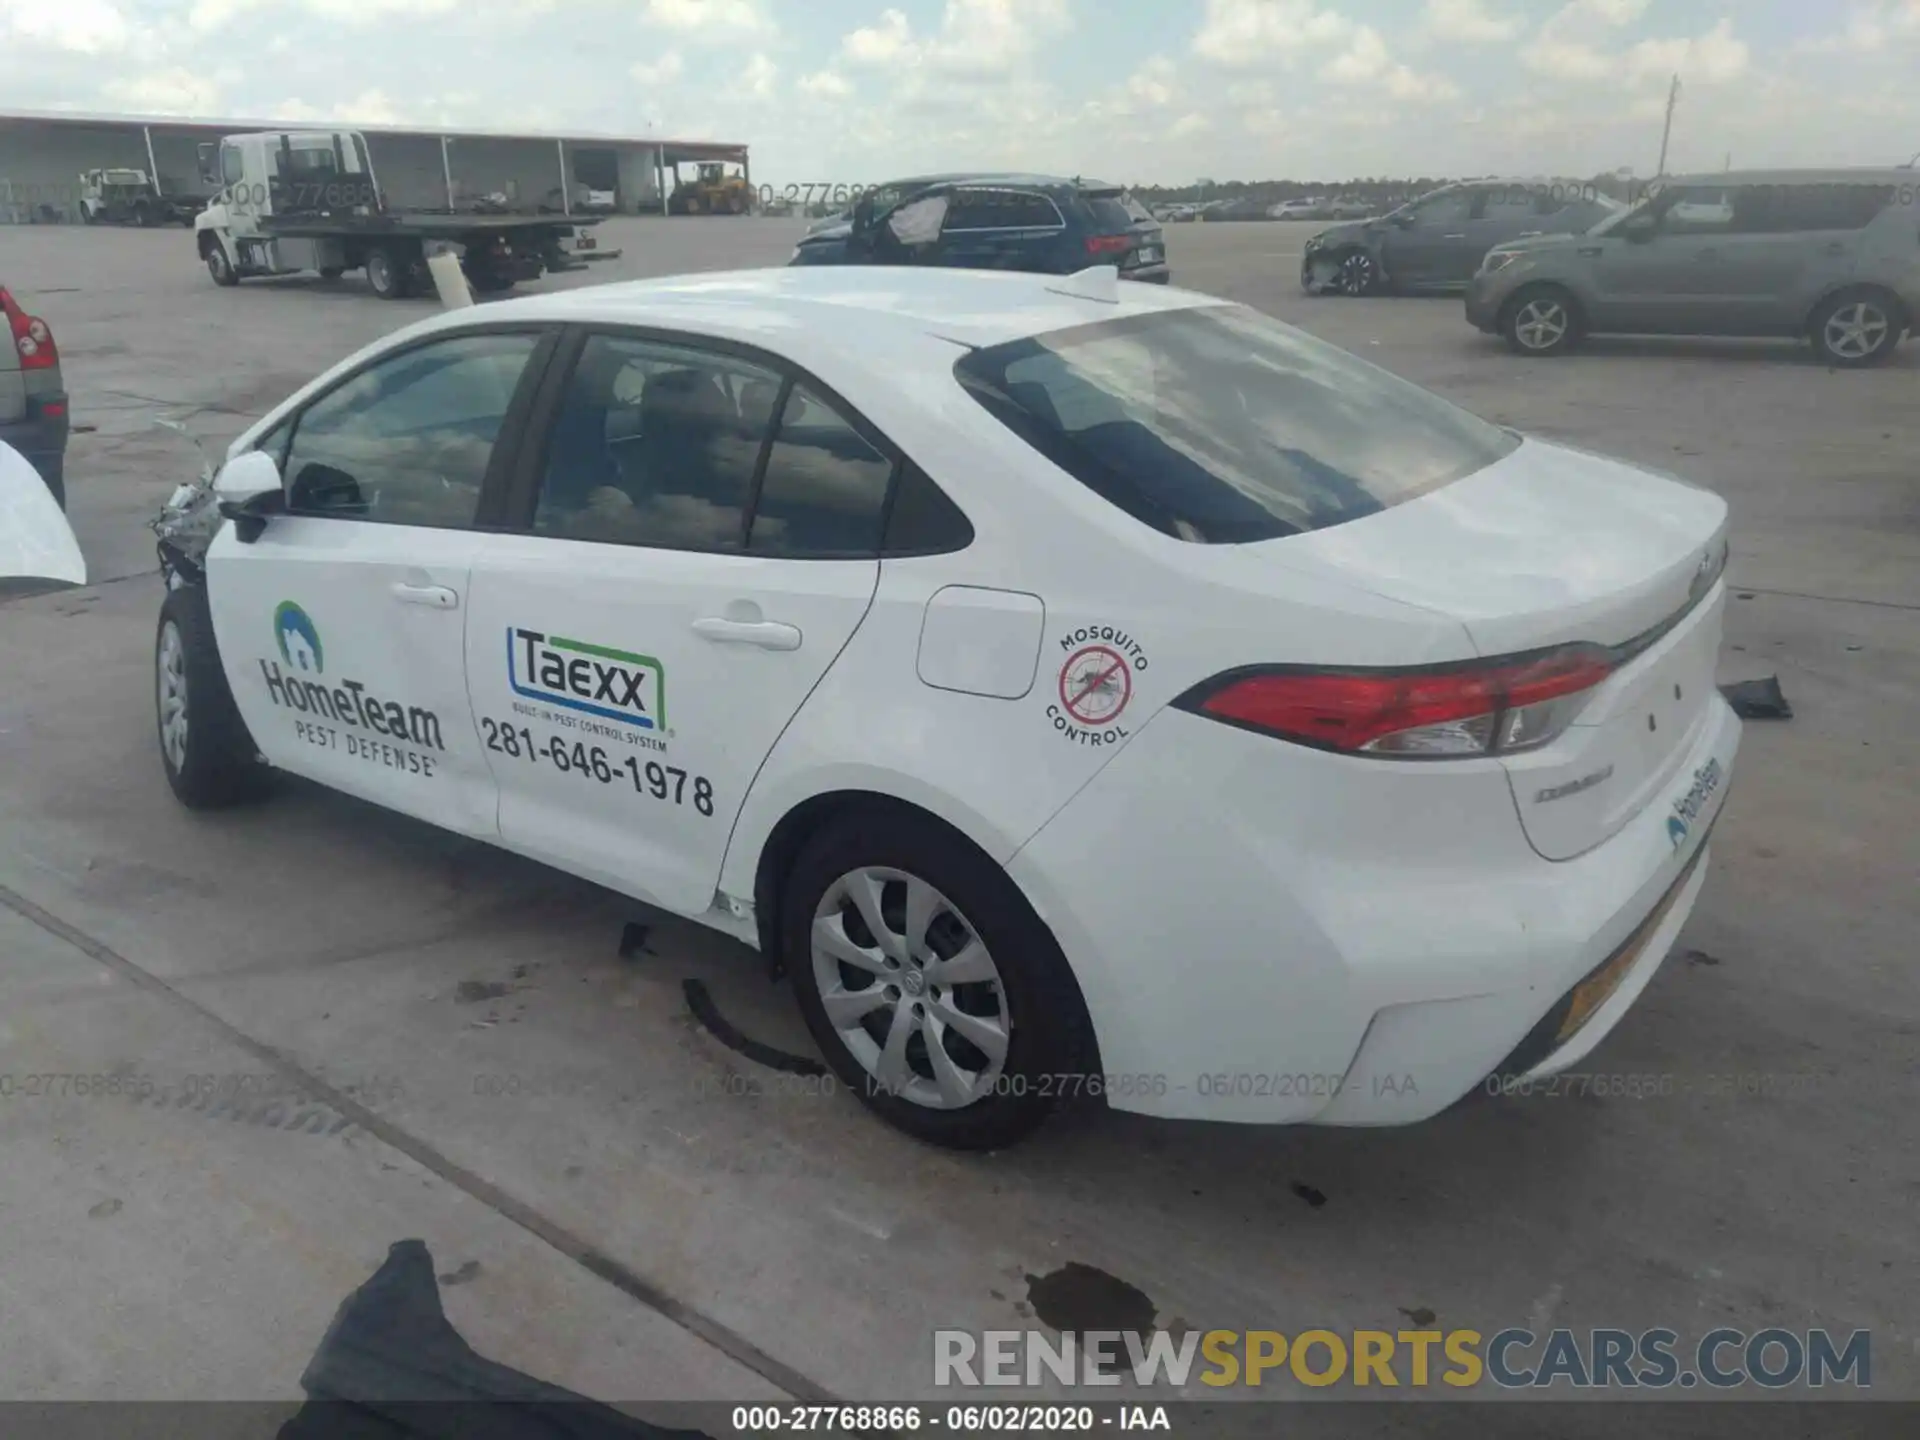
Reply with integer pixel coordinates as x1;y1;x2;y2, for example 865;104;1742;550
1804;1;1920;53
1125;56;1177;108
1522;3;1746;86
306;0;456;18
737;51;778;100
1625;19;1749;85
1192;0;1352;66
1;0;130;52
1422;0;1524;43
843;7;913;63
797;69;851;99
1322;26;1460;102
102;67;220;113
642;0;773;41
1171;111;1213;138
271;89;405;125
631;50;684;86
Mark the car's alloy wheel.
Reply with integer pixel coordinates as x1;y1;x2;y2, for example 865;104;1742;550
158;619;190;775
1337;249;1379;295
1511;296;1570;352
1820;301;1892;363
811;867;1011;1110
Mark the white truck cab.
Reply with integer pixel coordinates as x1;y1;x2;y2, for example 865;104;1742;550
195;130;381;287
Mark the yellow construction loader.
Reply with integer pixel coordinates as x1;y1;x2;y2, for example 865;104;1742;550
668;162;753;216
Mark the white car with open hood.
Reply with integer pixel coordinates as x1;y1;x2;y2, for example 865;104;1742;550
1;438;84;589
149;264;1740;1149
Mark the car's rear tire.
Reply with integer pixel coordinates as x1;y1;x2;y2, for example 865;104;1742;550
156;585;271;810
205;241;239;287
1809;287;1905;368
1500;285;1582;357
783;810;1090;1151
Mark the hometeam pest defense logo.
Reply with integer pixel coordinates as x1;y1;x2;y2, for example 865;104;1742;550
274;601;323;674
1046;624;1150;748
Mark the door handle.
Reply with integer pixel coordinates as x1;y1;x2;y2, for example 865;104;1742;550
1695;248;1719;260
691;617;802;651
1822;242;1846;255
1442;232;1468;239
390;582;458;609
1577;245;1603;257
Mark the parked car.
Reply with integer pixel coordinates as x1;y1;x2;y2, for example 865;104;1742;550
1325;196;1376;220
1204;196;1274;222
1468;169;1920;366
1269;197;1327;221
149;265;1738;1149
0;285;68;509
789;173;1168;283
1303;178;1622;295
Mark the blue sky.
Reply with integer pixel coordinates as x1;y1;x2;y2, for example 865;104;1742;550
3;1;1916;184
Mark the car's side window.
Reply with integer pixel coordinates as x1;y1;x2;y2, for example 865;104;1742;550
747;384;895;557
943;188;1007;232
1765;183;1890;233
281;331;540;528
1661;186;1736;235
1002;191;1064;229
531;333;781;552
1411;191;1474;226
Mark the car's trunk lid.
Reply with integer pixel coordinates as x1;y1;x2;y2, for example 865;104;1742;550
1259;437;1731;859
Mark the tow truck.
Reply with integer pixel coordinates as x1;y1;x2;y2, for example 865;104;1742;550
193;130;600;299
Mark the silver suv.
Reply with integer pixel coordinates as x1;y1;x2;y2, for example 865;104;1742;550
1467;168;1920;367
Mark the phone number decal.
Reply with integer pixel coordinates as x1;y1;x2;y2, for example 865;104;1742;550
479;717;714;816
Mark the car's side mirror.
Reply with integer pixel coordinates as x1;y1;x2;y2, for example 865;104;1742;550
1390;211;1417;229
214;449;285;543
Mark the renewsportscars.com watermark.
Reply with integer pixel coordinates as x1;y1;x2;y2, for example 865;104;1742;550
934;1327;1872;1391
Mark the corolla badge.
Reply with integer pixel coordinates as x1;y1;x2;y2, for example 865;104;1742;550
274;600;323;674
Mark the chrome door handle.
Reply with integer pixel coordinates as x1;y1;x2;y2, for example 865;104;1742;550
390;582;458;609
691;617;801;651
1577;245;1603;257
1442;232;1468;239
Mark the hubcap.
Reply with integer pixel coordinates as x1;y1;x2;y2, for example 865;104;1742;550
158;621;190;773
369;253;392;290
1339;253;1375;294
811;867;1011;1110
1824;302;1889;360
1514;299;1568;350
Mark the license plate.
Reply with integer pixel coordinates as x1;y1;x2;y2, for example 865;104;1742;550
574;235;596;250
1136;246;1162;263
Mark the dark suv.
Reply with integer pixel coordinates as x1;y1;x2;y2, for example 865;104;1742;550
789;173;1169;283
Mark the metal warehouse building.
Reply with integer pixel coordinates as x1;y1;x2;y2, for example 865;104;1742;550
0;108;749;222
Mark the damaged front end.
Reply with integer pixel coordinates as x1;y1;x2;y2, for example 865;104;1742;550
150;418;222;590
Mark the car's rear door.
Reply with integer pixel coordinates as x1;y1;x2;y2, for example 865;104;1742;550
459;326;891;916
936;187;1069;273
207;325;557;837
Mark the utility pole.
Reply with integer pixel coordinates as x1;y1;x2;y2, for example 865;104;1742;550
1654;73;1680;178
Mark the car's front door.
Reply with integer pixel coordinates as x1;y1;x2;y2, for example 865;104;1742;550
461;329;893;916
206;326;554;837
1380;188;1480;286
1584;187;1739;333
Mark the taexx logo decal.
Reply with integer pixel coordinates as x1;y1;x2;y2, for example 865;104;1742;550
509;629;665;731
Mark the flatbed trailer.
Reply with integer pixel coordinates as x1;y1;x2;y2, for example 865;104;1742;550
194;130;603;299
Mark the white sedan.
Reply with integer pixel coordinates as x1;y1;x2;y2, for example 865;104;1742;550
151;265;1740;1149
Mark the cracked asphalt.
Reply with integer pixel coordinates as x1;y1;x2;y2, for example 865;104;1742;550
1;219;1914;1433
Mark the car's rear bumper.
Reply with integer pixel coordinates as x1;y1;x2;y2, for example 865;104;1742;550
1008;692;1740;1126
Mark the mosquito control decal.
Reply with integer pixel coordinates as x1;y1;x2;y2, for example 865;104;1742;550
1047;624;1149;747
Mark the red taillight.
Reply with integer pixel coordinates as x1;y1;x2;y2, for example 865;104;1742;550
1085;233;1132;256
0;287;58;370
1180;645;1614;758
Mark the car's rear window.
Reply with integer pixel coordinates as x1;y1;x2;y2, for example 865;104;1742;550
954;304;1519;544
1080;193;1141;231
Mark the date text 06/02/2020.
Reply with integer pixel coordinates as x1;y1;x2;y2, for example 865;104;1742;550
728;1405;1170;1433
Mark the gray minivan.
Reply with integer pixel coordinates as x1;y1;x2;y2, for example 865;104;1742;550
1467;168;1920;366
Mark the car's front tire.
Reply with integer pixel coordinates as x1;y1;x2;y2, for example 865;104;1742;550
783;810;1089;1151
205;241;239;287
1810;287;1905;368
156;585;270;809
1500;285;1582;357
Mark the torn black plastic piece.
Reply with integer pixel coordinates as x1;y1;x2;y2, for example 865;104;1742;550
618;921;651;961
279;1238;710;1439
1719;675;1792;720
682;979;827;1077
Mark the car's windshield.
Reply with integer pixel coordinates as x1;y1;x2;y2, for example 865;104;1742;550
955;302;1518;543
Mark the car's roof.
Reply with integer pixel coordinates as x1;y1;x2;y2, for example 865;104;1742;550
876;172;1123;193
480;265;1215;353
1665;167;1918;185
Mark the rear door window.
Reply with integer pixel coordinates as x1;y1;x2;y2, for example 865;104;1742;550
955;304;1518;544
